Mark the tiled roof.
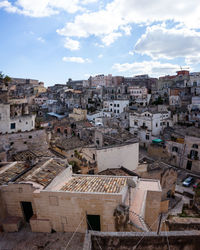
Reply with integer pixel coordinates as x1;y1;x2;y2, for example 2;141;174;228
16;160;66;187
61;175;128;193
0;163;27;185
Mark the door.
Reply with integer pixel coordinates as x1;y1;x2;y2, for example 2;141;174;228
21;202;33;222
186;160;192;170
87;214;101;231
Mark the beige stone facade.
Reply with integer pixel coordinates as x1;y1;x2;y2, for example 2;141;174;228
0;160;162;234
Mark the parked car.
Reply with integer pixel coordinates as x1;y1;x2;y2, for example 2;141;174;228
182;176;194;187
193;180;200;189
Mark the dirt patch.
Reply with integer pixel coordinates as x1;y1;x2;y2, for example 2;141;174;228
0;230;84;250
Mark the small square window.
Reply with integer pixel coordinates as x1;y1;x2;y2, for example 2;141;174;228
10;123;16;130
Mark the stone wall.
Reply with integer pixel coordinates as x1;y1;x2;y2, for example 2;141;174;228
0;129;49;155
33;190;122;233
0;181;123;233
0;183;38;220
144;190;162;231
83;231;200;250
96;142;139;172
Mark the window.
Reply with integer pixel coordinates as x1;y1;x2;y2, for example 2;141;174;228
160;122;162;126
110;108;112;112
134;121;138;126
156;123;158;127
114;104;116;107
117;110;119;113
172;146;178;152
93;154;95;160
117;104;119;107
10;123;16;130
146;135;149;140
29;135;32;139
114;110;116;113
110;103;113;106
192;144;198;149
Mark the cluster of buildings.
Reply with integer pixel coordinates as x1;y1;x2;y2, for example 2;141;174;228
0;70;200;246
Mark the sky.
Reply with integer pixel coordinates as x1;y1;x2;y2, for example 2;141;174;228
1;1;200;86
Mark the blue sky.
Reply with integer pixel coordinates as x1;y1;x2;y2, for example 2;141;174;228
1;0;200;86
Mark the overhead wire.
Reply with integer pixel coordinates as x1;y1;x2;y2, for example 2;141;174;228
65;216;85;249
132;216;160;250
86;218;102;250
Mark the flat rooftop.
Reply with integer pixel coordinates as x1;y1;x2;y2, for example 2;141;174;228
60;175;129;193
137;179;161;191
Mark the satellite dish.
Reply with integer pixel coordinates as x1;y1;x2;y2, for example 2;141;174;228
127;179;136;188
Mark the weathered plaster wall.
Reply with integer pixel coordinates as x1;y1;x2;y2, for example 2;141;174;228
96;143;139;172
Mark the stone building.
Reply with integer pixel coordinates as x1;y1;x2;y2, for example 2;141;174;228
0;100;35;134
0;158;162;233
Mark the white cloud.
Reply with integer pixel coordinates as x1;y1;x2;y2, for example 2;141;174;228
0;0;21;14
64;38;80;51
135;25;200;60
0;0;97;17
128;51;134;56
37;37;45;43
112;61;190;77
98;54;103;58
62;56;91;63
82;0;97;4
185;56;200;65
101;32;122;46
56;0;200;46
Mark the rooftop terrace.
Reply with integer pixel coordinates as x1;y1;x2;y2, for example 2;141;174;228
61;175;129;193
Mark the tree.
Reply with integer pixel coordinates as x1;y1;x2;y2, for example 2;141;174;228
0;71;11;85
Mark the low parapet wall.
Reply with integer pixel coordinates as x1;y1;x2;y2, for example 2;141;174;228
83;231;200;250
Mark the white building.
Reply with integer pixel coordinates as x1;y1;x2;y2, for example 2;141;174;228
87;111;111;122
129;110;172;139
0;103;35;134
189;72;200;87
103;100;129;115
188;96;200;111
128;86;148;99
